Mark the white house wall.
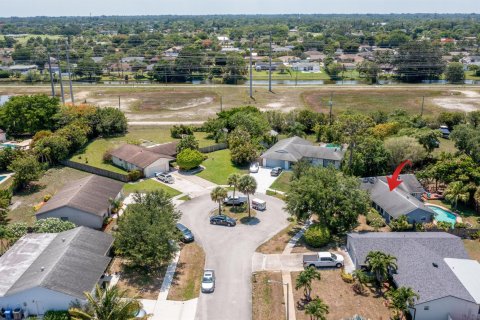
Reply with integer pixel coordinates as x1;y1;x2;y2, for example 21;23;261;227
413;296;479;320
36;207;104;229
0;287;83;316
144;158;170;177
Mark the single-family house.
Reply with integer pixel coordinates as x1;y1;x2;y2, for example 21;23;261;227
291;61;320;72
110;144;174;177
360;176;434;224
347;232;480;320
147;141;179;157
272;45;292;53
0;227;113;316
255;62;284;71
260;136;347;170
304;50;326;62
36;175;124;229
8;65;37;73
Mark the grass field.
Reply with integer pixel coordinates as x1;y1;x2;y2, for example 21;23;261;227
256;221;301;254
464;239;480;262
197;149;248;185
466;71;480;80
269;171;293;193
433;137;458;157
123;179;181;197
252;271;286;320
0;34;61;45
252;70;330;80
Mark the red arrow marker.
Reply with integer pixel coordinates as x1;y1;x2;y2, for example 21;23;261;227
387;159;413;191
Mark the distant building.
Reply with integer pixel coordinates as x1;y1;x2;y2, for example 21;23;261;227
291;61;320;72
8;65;37;73
255;62;284;71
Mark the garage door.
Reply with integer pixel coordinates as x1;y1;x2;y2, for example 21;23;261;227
265;159;285;169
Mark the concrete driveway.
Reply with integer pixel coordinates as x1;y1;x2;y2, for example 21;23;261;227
250;167;279;194
178;193;289;320
166;171;216;197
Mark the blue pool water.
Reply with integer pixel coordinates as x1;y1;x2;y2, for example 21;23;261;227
0;176;6;182
430;206;457;227
0;143;17;149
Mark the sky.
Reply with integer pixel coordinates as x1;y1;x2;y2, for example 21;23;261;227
1;0;480;17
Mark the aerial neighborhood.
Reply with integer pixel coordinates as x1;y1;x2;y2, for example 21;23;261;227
0;8;479;320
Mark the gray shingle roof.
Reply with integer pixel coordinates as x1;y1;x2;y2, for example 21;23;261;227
360;177;434;219
37;175;124;217
347;232;474;304
0;227;113;299
110;144;173;169
261;136;347;162
377;174;426;195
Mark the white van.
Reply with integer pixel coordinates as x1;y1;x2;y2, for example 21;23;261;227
252;198;266;211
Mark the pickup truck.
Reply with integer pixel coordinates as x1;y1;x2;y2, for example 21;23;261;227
223;195;247;206
303;252;344;269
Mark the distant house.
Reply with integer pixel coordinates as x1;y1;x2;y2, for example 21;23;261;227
260;136;347;170
36;175;124;229
110;144;174;177
255;62;284;71
304;50;326;62
277;56;300;65
291;61;320;72
347;232;480;320
164;46;183;58
0;227;113;315
147;141;179;157
8;64;37;73
121;57;145;63
360;176;434;224
272;46;292;53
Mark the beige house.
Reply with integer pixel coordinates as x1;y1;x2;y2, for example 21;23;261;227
110;144;173;177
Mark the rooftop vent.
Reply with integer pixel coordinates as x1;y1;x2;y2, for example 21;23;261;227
62;238;66;242
41;267;45;272
432;263;438;268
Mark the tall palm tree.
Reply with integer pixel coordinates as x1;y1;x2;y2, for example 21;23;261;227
386;287;419;320
295;266;321;302
444;181;470;210
69;285;148;320
210;186;228;215
351;269;369;293
365;251;398;286
227;173;241;204
238;174;257;218
304;297;329;320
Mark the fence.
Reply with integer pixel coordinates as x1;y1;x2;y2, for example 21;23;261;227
199;143;227;154
62;160;130;182
424;227;480;239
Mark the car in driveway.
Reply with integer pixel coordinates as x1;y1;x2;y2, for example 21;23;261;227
223;195;247;206
303;252;344;268
156;172;175;184
270;167;283;176
201;269;215;293
249;162;259;173
210;215;236;227
176;223;194;242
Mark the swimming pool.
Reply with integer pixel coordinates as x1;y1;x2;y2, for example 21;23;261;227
0;176;6;182
429;205;457;227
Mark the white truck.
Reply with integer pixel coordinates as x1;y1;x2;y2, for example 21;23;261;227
303;252;344;269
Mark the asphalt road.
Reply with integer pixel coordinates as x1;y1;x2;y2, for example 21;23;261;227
178;193;289;320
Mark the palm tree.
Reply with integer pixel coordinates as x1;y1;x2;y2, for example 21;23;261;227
238;175;257;218
227;173;241;205
69;285;148;320
444;181;470;210
295;266;321;302
210;186;228;215
386;287;419;320
351;269;369;294
304;297;329;320
365;251;398;286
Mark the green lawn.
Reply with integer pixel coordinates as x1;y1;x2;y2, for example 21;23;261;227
70;127;216;173
433;137;458;157
123;179;181;197
252;70;330;80
197;149;248;185
466;71;480;81
464;239;480;262
269;171;293;193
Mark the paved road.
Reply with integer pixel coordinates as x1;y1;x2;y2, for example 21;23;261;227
177;193;289;320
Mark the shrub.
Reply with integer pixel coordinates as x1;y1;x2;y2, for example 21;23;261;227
176;148;205;170
103;150;112;163
389;215;413;231
303;223;331;248
341;271;354;283
437;221;453;231
127;169;143;182
43;310;70;320
171;124;193;138
366;208;386;228
455;222;468;229
470;231;480;240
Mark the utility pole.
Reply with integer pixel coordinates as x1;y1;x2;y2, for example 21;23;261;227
329;92;333;125
249;36;253;99
269;31;272;92
56;45;65;105
46;52;55;97
220;95;223;112
118;96;121;110
420;96;425;117
65;40;74;105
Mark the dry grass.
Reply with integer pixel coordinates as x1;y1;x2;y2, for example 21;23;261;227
252;271;286;320
464;239;480;262
167;243;206;301
291;270;391;320
109;257;166;299
354;215;391;233
256;221;302;254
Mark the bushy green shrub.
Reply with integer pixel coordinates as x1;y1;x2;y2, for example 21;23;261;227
389;215;413;231
170;124;193;138
437;221;453;231
43;310;70;320
366;208;386;229
303;223;331;248
127;169;143;182
455;222;468;229
176;148;204;170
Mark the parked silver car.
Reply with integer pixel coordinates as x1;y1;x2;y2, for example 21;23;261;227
249;162;259;173
201;269;215;293
156;172;175;184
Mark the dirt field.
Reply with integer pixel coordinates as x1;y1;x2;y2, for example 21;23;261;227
291;270;391;320
1;85;479;123
252;271;286;320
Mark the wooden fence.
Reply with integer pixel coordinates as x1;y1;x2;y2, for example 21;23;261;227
62;160;130;182
199;143;227;154
424;228;480;239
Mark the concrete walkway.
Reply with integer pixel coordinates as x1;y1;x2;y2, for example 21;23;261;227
282;220;312;255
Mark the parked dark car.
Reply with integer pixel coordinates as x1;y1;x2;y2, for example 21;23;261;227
210;215;236;227
223;195;247;206
176;223;194;242
270;167;283;176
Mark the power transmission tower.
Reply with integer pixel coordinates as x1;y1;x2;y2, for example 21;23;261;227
56;45;65;105
65;40;74;105
269;32;272;92
249;37;253;99
46;52;55;97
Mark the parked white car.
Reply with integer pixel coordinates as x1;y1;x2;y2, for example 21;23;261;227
249;162;259;173
303;252;344;268
201;269;215;293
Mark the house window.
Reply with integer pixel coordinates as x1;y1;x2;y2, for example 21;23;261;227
424;306;429;311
